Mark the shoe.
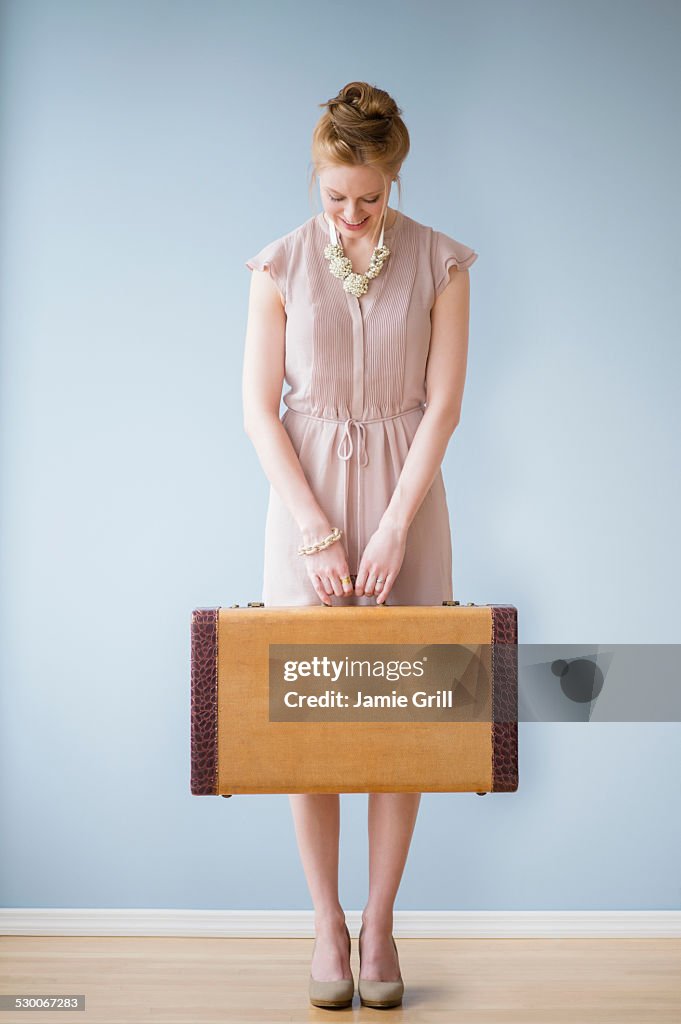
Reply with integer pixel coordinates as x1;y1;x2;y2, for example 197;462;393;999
309;921;354;1009
358;923;405;1008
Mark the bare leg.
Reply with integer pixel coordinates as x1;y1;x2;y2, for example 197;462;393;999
359;792;422;980
288;794;352;981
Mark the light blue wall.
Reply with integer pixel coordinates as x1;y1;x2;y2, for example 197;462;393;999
1;0;679;912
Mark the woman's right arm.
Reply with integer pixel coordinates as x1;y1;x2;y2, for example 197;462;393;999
242;265;353;604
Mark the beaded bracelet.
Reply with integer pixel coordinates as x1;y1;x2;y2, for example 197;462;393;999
297;526;342;556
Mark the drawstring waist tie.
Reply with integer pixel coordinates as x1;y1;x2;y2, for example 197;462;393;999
284;404;424;572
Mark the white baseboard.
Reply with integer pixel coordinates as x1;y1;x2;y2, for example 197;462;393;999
2;909;680;938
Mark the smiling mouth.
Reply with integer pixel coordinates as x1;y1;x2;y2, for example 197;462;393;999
341;216;368;226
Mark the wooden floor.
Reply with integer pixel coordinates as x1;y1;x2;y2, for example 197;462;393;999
1;935;680;1022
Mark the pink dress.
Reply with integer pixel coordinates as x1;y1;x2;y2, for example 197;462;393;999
246;209;478;607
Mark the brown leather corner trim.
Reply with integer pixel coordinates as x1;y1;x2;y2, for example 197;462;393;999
491;606;519;792
191;607;219;795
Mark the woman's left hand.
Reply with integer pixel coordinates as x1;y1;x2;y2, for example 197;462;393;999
355;521;407;604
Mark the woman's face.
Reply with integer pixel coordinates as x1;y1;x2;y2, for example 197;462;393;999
319;165;391;241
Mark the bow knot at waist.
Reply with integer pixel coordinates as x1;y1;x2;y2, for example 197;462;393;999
336;418;369;466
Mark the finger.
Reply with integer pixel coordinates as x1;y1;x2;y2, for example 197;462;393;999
328;574;344;597
364;567;378;596
375;573;393;605
321;575;334;596
355;566;367;595
312;576;332;606
340;572;354;596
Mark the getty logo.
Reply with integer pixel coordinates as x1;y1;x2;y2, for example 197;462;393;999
283;655;427;684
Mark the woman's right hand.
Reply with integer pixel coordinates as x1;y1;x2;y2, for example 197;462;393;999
304;539;355;606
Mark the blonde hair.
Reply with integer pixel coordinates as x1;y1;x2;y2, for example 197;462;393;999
309;81;410;247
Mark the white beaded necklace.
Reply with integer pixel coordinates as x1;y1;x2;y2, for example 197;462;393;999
323;209;391;298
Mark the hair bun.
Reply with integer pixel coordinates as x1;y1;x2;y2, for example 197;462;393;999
328;81;401;129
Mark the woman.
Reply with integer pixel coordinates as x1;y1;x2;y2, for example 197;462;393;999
242;81;477;1010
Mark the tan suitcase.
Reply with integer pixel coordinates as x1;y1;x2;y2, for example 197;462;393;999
190;602;518;797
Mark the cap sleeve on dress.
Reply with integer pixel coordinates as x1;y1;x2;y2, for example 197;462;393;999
432;230;478;298
245;236;288;302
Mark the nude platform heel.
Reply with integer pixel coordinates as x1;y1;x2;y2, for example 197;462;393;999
309;921;355;1009
357;924;405;1009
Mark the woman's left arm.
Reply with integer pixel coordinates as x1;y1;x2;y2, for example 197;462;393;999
355;266;471;600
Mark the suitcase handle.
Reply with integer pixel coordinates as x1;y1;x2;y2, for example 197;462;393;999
230;600;479;608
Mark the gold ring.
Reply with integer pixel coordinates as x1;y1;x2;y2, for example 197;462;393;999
341;575;352;585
